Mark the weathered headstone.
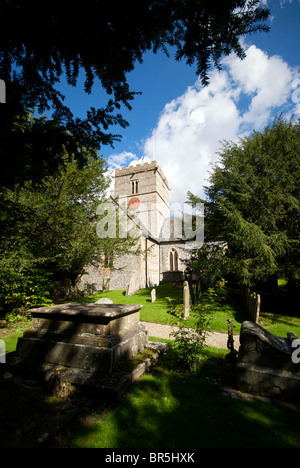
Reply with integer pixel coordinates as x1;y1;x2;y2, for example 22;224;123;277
183;281;190;319
0;79;6;103
126;273;140;296
151;288;156;303
94;297;113;304
0;339;5;364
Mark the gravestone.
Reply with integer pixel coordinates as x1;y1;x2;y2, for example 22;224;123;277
125;273;140;296
183;281;190;319
236;321;300;402
94;297;113;304
151;288;156;303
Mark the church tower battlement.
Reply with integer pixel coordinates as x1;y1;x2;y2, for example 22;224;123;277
114;160;170;239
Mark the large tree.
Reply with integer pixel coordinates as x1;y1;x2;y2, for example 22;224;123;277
0;0;270;186
0;114;139;315
188;117;300;288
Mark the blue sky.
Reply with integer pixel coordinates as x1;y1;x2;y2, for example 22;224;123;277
56;0;300;205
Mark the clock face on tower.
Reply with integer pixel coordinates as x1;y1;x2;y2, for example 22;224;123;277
128;197;140;210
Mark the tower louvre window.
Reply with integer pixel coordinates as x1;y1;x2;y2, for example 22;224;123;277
131;180;139;194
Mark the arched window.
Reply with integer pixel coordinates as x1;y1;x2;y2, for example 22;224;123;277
169;248;179;271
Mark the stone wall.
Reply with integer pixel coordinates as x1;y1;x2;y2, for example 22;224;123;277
75;249;143;294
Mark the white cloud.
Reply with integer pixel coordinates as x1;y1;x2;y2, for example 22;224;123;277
108;45;300;205
143;69;241;205
107;151;137;169
129;156;152;166
223;45;296;128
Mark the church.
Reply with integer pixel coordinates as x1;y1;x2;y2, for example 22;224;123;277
77;160;201;294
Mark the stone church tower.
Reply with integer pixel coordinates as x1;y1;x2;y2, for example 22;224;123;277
113;160;170;239
77;160;191;294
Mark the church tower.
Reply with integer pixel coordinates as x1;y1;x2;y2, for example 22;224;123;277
113;160;170;239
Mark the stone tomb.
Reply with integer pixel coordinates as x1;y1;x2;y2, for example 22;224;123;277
236;321;300;402
14;302;148;375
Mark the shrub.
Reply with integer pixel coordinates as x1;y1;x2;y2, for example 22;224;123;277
0;264;53;322
168;281;228;374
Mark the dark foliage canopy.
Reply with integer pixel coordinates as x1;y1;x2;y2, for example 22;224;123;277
0;0;269;186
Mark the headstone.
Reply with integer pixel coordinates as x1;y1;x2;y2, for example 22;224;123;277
151;288;156;303
126;273;140;296
0;79;6;103
0;339;6;363
183;281;190;319
94;297;113;304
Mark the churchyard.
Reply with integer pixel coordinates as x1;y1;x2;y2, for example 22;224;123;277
1;282;300;448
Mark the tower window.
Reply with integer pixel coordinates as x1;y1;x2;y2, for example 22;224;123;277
131;180;139;194
169;248;179;271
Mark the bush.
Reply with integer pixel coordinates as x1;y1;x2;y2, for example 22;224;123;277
168;281;228;374
0;264;53;321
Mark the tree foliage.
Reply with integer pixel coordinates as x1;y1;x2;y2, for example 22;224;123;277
188;116;300;288
0;0;269;186
0;114;139;316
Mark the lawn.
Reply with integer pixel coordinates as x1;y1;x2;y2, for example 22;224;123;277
1;283;300;448
77;283;183;325
2;283;300;351
58;347;300;448
77;282;300;337
78;283;246;333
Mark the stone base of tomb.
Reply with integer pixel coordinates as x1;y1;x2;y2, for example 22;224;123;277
1;302;152;398
236;362;300;402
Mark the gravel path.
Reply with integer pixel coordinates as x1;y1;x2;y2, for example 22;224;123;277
142;321;240;350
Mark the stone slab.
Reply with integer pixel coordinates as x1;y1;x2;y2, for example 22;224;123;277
28;303;143;323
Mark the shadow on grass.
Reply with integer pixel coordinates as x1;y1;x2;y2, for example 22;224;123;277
61;351;300;449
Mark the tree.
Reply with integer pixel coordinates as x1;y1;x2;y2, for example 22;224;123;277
188;116;300;288
0;114;140;316
0;0;270;186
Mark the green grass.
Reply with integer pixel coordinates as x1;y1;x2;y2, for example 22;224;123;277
0;320;31;354
78;283;245;333
60;348;300;448
2;284;300;448
258;288;300;337
259;312;300;338
82;282;300;339
76;283;183;324
0;378;73;448
2;283;300;352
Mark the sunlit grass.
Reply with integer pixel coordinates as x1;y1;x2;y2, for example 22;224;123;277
63;348;300;448
79;283;245;332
